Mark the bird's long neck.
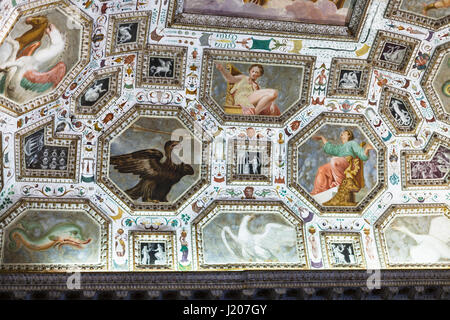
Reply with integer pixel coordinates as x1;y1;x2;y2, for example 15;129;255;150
163;147;174;167
238;217;251;238
398;227;422;243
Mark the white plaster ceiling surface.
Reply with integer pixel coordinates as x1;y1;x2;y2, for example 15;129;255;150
0;0;448;274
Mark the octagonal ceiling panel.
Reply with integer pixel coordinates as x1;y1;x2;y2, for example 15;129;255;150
97;104;210;213
288;113;386;214
422;42;450;125
200;49;314;125
0;0;92;115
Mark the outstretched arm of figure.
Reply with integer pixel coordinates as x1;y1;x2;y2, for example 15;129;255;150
215;62;243;84
312;135;327;145
364;144;374;157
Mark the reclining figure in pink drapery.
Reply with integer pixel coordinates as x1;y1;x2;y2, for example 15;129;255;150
310;129;374;196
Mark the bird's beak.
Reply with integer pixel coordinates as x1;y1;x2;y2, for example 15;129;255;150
249;214;256;221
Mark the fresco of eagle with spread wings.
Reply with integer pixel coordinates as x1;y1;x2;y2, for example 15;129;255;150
109;140;194;202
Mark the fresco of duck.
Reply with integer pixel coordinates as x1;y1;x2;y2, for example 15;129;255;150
0;18;66;103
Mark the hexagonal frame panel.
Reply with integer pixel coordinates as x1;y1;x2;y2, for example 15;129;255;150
14;116;81;183
401;132;450;190
378;86;422;136
192;200;308;270
70;66;123;119
374;203;449;269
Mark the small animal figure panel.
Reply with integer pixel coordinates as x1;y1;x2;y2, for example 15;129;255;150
140;242;166;265
116;22;138;44
338;70;361;89
330;242;357;265
80;78;110;107
388;98;413;127
380;43;407;65
24;129;68;170
149;57;174;78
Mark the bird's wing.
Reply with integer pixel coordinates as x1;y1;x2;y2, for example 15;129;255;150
255;223;297;251
110;149;163;179
429;216;450;243
17;41;41;58
22;62;66;91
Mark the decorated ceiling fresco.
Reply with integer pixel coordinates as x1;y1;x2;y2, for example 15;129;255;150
0;0;449;274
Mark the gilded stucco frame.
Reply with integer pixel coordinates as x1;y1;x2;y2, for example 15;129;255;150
320;232;366;269
0;132;2;193
14;116;81;183
70;66;123;118
200;49;315;125
378;86;422;136
130;231;177;271
0;0;92;116
421;42;450;126
96;104;211;213
192;200;308;271
374;203;450;269
226;138;273;185
384;0;450;31
167;0;371;41
367;30;420;75
105;12;150;56
0;198;110;272
136;44;187;90
287;112;387;215
400;133;450;190
326;58;372;99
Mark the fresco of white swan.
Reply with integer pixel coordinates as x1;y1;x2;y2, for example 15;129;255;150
391;216;450;264
221;214;297;262
0;23;66;103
